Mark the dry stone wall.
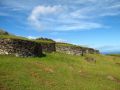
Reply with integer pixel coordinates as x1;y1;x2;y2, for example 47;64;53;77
0;29;100;57
56;45;83;55
0;38;42;57
0;38;99;57
56;45;99;55
41;43;56;53
83;48;99;54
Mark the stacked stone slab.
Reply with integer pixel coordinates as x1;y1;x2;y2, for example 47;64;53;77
0;38;42;57
0;38;99;57
41;43;56;53
0;30;100;57
83;48;99;54
56;45;83;55
56;45;99;56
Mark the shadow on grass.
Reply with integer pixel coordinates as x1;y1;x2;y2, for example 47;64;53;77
38;53;46;58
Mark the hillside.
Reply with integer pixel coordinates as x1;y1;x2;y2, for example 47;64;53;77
108;54;120;57
1;29;120;90
0;0;120;90
0;29;9;35
0;53;120;90
0;30;99;57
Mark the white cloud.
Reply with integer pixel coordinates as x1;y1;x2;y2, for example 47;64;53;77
107;2;120;9
28;5;63;30
53;38;67;42
27;0;120;31
32;5;62;15
27;36;38;39
1;0;120;32
57;22;103;31
28;5;105;31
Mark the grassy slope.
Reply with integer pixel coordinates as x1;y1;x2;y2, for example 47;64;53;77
56;43;94;50
0;35;54;44
0;53;120;90
0;35;27;40
56;42;82;48
108;54;120;57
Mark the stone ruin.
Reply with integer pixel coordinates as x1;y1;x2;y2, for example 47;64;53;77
0;38;42;57
56;45;99;56
41;43;56;53
0;30;99;57
0;38;99;57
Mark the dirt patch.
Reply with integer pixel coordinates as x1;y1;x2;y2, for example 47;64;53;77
33;62;54;73
30;71;56;87
33;62;45;69
44;80;56;87
31;71;41;79
85;57;96;63
44;67;54;73
0;83;8;90
29;62;55;86
107;75;120;83
112;57;117;60
115;63;120;66
0;72;11;90
0;72;7;76
30;63;54;78
78;70;90;78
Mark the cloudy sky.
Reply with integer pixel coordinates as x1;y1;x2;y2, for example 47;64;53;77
0;0;120;53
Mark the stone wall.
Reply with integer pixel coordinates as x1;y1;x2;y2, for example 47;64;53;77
0;38;99;57
56;45;99;56
83;48;99;54
0;29;100;57
0;38;42;57
56;45;83;55
41;43;56;53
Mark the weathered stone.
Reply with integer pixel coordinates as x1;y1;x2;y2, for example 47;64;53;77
56;45;83;55
0;38;100;57
41;43;56;53
0;38;42;57
56;45;99;56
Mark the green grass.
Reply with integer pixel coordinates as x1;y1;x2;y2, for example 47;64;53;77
56;42;79;47
56;43;92;50
0;35;31;41
0;35;54;44
56;42;83;48
108;54;120;57
0;53;120;90
35;40;55;44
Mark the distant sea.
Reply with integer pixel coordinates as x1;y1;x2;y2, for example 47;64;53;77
101;51;120;54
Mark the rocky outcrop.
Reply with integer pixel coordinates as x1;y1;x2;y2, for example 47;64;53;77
0;30;100;57
56;45;83;55
35;38;56;53
56;45;99;56
41;43;56;53
83;48;99;54
0;38;99;57
0;38;42;57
